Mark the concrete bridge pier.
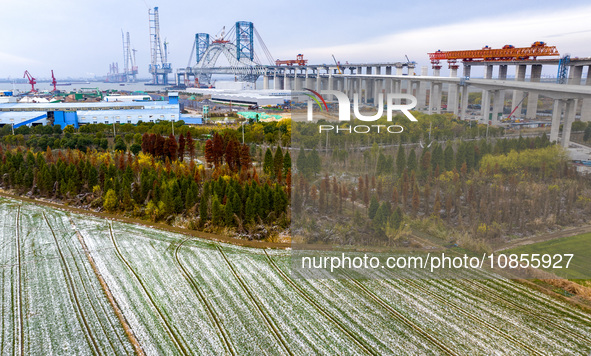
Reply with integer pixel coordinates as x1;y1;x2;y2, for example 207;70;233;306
481;65;493;122
566;66;583;122
283;70;288;90
562;99;577;148
459;83;469;120
447;67;459;114
316;72;321;92
374;79;383;106
393;80;402;105
263;74;269;89
511;64;527;118
550;99;564;142
525;64;542;119
273;71;278;90
491;90;502;125
418;66;428;110
493;65;508;122
580;65;591;122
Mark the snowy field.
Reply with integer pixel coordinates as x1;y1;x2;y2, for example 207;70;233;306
1;198;591;355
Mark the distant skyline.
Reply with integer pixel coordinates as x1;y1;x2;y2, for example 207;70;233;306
1;0;590;79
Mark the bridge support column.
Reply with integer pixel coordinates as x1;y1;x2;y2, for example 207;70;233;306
580;65;591;122
494;65;508;121
273;71;278;90
481;65;493;122
567;66;583;122
418;66;428;110
365;79;373;104
374;79;382;106
434;83;442;114
293;71;300;90
550;99;564;143
283;71;288;90
459;84;469;121
482;90;491;124
394;80;401;105
447;67;458;114
263;74;269;90
357;78;362;101
427;82;433;115
491;90;503;125
562;99;576;148
511;64;527;119
525;64;542;119
385;66;392;75
395;66;403;75
316;71;321;91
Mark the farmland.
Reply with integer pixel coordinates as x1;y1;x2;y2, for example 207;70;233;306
505;232;591;280
1;197;591;354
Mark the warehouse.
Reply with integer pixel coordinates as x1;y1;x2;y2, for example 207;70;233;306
0;92;180;129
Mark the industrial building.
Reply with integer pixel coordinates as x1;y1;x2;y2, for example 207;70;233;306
185;88;289;107
0;92;180;129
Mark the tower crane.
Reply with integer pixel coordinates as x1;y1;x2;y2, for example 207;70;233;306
51;70;57;91
332;54;343;74
23;70;37;92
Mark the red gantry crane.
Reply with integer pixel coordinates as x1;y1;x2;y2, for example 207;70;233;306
51;70;57;91
23;70;37;92
428;41;559;68
275;54;308;66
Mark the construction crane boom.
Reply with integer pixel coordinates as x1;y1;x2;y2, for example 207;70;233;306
23;70;37;93
332;54;342;74
51;70;57;91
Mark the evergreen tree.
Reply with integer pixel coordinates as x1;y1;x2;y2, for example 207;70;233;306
282;151;291;176
273;146;284;178
263;148;274;176
391;206;403;230
443;144;454;171
431;144;444;172
130;143;141;156
407;148;417;173
373;202;391;230
224;202;234;226
211;195;223;225
114;138;127;152
296;147;308;176
396;145;406;176
309;149;321;176
376;152;387;176
368;195;379;219
199;190;209;223
245;197;254;224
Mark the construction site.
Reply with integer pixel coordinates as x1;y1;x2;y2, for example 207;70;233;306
0;5;590;148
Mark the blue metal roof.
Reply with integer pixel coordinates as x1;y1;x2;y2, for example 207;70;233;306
0;101;178;110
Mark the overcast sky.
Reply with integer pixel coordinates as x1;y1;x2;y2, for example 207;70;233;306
1;0;590;79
